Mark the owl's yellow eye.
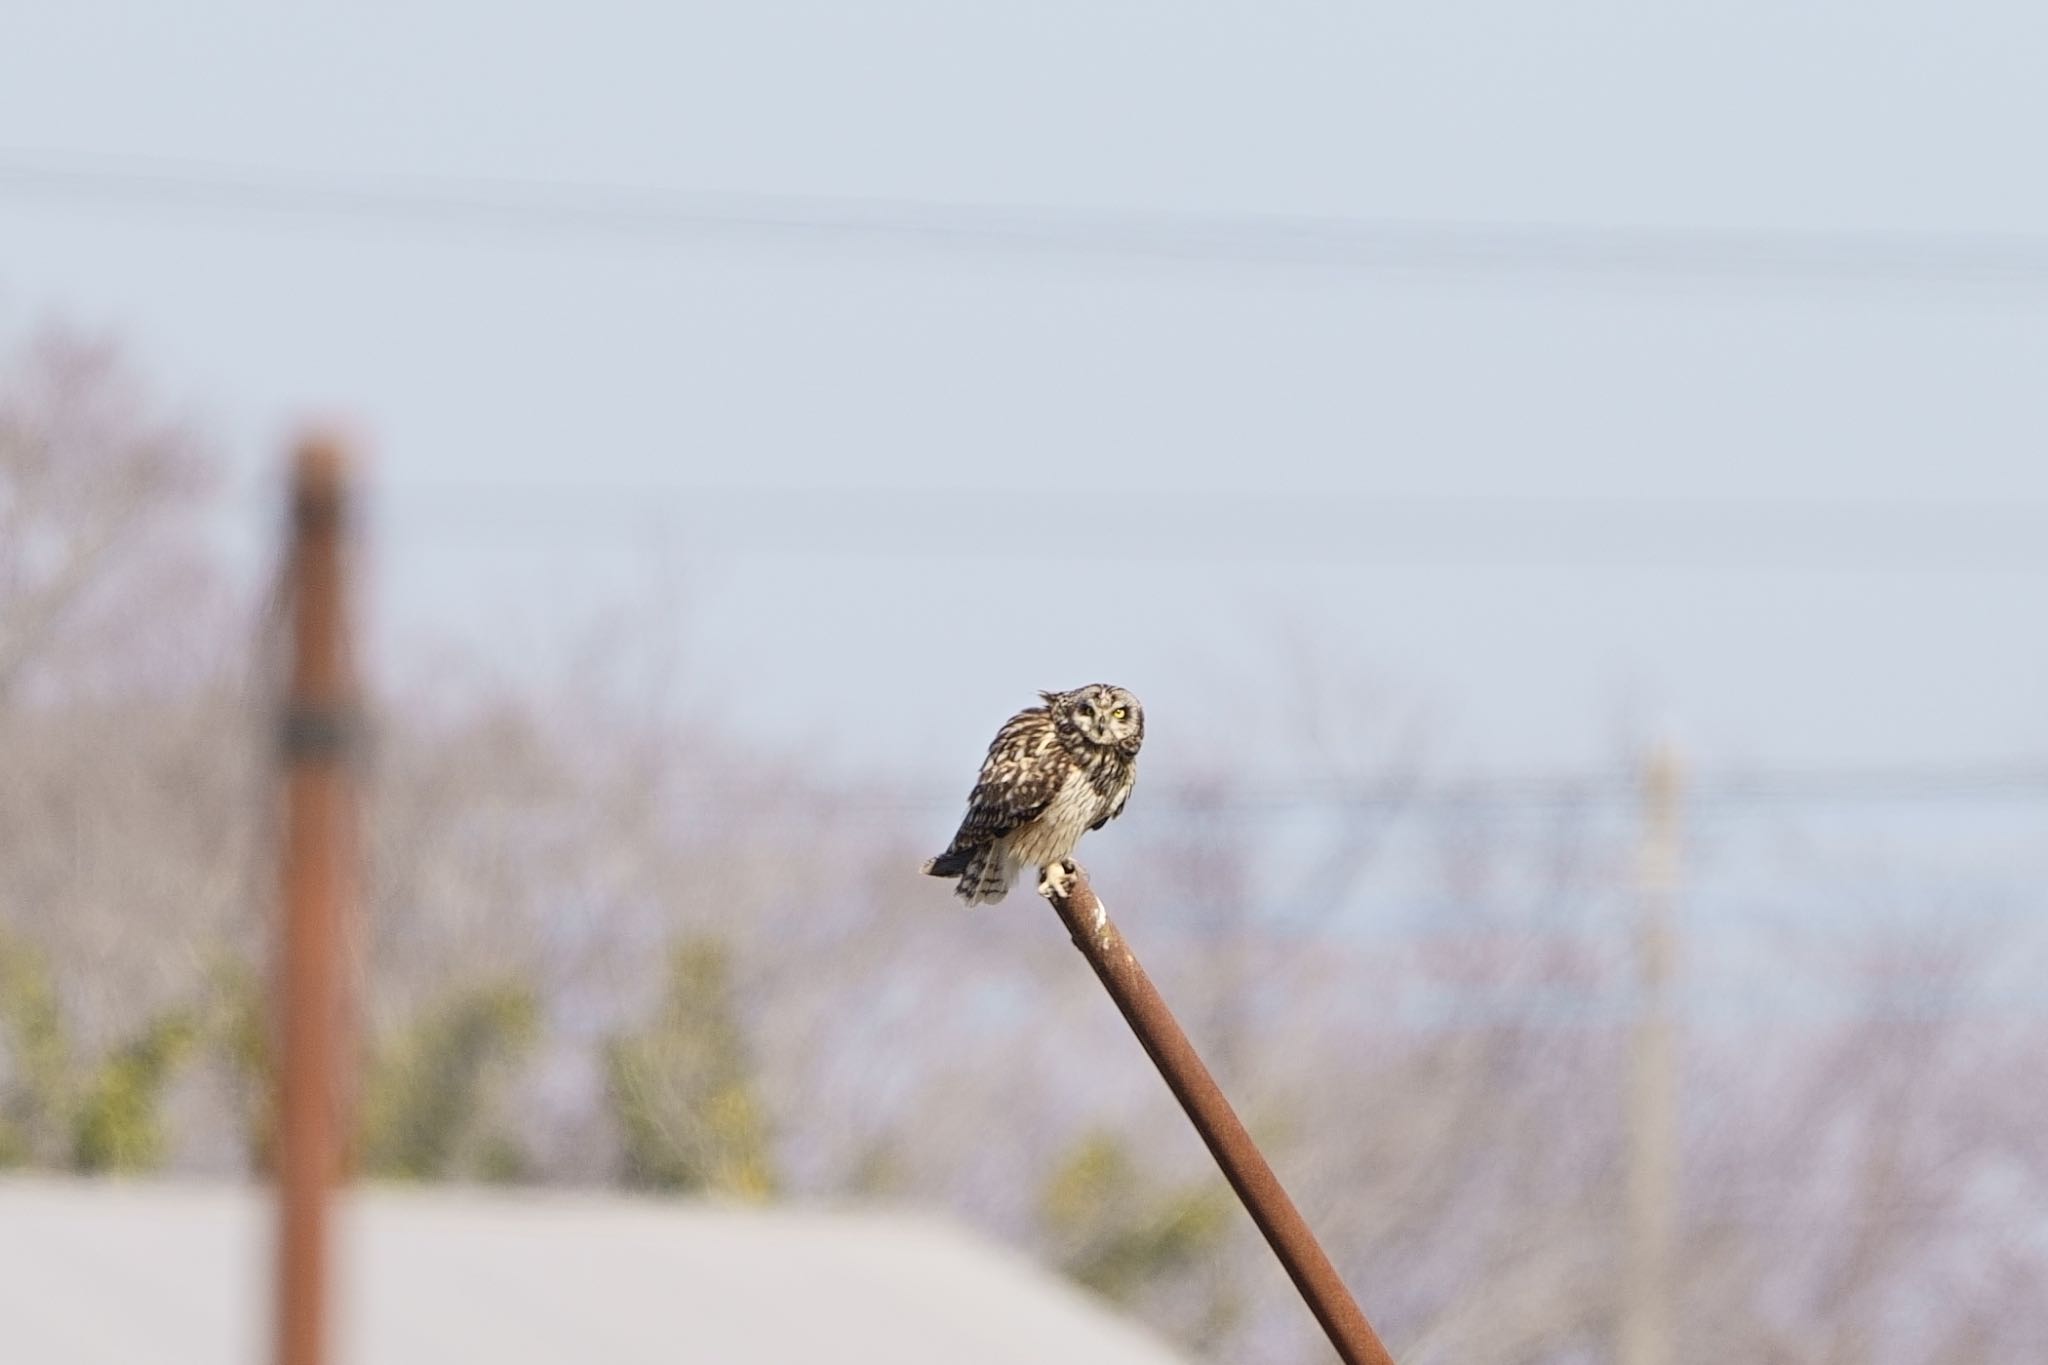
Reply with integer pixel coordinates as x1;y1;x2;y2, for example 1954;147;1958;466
1111;707;1127;720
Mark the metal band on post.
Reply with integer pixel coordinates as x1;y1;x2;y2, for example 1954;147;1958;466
279;705;360;763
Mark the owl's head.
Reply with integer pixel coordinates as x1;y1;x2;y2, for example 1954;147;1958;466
1042;683;1144;758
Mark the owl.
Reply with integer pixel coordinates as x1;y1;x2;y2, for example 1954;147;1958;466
921;684;1144;905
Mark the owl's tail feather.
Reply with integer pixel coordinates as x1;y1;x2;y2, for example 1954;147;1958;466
922;849;968;878
921;844;1008;905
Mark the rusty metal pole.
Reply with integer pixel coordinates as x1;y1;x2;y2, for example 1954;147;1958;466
1040;866;1397;1365
274;439;360;1365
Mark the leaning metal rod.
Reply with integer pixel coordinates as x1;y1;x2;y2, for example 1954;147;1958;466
1041;865;1396;1365
274;440;360;1365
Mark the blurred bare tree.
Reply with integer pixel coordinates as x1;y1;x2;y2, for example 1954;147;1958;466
0;328;251;1172
0;330;220;700
0;327;2043;1364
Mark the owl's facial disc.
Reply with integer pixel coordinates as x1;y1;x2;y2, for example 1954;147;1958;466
1069;684;1141;749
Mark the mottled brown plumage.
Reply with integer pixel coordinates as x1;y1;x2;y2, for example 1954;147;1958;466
922;684;1143;905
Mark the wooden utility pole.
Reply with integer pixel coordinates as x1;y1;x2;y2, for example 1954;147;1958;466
1620;743;1682;1365
274;439;360;1365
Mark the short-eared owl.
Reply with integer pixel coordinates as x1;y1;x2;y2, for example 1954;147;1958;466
922;684;1143;905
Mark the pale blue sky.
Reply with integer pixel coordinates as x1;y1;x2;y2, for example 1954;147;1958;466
3;1;2045;788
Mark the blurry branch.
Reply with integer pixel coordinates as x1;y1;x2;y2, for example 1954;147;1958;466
0;330;208;699
1273;629;1432;918
1401;1231;1610;1365
606;937;777;1200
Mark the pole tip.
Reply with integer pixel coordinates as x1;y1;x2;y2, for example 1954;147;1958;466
291;428;362;528
293;431;352;490
1644;740;1682;795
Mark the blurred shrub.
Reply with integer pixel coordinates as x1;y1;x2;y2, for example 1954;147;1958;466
0;929;200;1173
361;980;539;1181
606;937;777;1200
70;1008;200;1173
1041;1128;1236;1309
0;933;68;1166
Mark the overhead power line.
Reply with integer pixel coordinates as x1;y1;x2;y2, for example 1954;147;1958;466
349;484;2048;575
856;763;2048;815
7;147;2048;285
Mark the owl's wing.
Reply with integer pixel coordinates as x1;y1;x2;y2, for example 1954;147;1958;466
955;771;1058;848
1089;767;1136;831
949;710;1062;849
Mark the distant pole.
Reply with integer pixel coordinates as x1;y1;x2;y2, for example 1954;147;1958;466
1040;867;1397;1365
1619;743;1682;1365
274;439;361;1365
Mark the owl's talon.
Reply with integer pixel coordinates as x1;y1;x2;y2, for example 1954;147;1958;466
1038;861;1075;902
